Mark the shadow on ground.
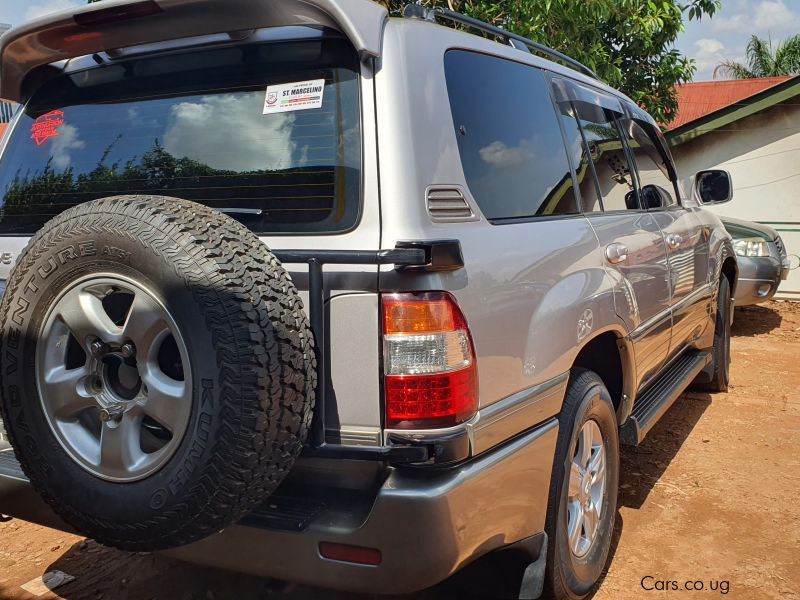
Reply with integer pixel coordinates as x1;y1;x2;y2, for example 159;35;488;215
617;392;712;511
732;305;782;337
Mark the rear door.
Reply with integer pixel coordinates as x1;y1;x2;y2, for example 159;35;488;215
551;79;672;386
621;113;711;358
0;32;382;444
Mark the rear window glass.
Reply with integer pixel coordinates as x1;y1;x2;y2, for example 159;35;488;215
444;50;579;221
0;37;361;235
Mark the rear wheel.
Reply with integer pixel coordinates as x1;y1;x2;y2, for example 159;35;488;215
0;196;316;550
545;369;619;599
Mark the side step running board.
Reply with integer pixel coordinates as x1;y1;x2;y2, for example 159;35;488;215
620;350;712;446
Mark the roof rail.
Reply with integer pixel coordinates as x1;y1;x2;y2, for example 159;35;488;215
402;4;599;81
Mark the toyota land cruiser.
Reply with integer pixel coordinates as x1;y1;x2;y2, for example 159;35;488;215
0;1;737;598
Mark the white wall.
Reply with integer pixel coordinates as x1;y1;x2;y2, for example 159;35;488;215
671;101;800;299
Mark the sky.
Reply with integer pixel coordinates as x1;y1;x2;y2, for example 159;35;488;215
0;0;799;82
675;0;800;80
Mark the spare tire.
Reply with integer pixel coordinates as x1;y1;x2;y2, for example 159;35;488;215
0;196;315;550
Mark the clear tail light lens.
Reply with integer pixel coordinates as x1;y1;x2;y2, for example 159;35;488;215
381;292;478;429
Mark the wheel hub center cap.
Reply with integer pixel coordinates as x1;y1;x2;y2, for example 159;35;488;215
89;344;143;411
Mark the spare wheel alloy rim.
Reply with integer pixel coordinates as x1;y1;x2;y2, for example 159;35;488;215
36;274;192;482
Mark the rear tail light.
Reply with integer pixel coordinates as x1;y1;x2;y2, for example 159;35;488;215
381;292;477;429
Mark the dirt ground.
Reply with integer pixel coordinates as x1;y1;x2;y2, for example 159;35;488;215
1;300;799;600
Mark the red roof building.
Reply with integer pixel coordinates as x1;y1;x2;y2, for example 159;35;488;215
669;76;793;129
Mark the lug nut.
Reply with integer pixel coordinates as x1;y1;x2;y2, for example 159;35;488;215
90;340;108;357
120;342;136;359
99;408;122;423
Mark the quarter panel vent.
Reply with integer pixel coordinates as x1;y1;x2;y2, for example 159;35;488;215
426;186;479;223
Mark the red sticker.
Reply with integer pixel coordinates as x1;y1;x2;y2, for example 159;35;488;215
31;110;65;145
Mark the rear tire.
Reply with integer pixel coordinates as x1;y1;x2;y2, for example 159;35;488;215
544;369;619;600
0;196;316;550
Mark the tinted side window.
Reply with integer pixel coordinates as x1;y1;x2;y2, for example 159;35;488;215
622;119;677;209
572;102;637;212
444;50;578;220
554;101;603;213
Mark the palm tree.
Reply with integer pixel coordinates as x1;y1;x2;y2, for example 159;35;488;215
715;34;800;79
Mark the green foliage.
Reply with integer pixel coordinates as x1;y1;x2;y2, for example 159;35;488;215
715;34;800;79
379;0;720;124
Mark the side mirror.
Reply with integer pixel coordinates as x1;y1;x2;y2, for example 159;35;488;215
695;170;733;205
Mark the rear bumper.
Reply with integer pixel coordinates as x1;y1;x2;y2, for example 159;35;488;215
0;419;558;594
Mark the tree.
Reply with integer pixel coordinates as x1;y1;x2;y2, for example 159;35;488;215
377;0;719;124
715;34;800;79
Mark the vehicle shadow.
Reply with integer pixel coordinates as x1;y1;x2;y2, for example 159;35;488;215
617;392;712;511
732;305;782;337
37;541;302;600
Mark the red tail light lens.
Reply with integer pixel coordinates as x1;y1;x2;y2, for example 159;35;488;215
382;292;478;429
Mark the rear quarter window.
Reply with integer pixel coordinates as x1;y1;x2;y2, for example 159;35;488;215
0;37;361;236
443;49;579;221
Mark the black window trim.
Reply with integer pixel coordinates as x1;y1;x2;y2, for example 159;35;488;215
549;73;648;216
619;125;683;212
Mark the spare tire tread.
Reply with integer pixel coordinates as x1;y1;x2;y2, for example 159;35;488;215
0;196;316;549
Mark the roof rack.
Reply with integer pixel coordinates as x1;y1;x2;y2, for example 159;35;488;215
402;4;599;81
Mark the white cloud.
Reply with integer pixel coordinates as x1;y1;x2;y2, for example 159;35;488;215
708;0;800;37
50;124;86;170
709;13;749;35
479;140;533;169
164;93;303;172
695;38;725;55
754;0;798;31
693;38;727;75
25;0;82;21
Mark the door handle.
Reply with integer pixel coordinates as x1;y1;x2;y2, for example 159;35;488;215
605;243;628;265
666;234;683;249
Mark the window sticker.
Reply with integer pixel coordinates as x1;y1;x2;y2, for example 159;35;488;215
31;110;65;145
263;79;325;115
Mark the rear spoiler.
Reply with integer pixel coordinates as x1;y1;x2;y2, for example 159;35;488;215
0;0;388;103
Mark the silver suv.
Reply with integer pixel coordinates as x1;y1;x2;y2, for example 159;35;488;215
0;1;737;598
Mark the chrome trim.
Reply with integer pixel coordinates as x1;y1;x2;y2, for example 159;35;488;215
329;426;382;446
629;282;714;342
470;373;568;455
672;282;714;314
629;307;671;342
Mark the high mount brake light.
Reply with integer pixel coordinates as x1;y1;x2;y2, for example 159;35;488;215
73;1;163;27
382;292;478;429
